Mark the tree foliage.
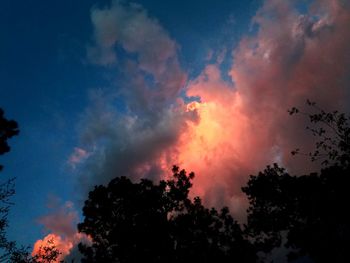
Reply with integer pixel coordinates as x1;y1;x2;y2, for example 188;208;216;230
243;102;350;262
0;108;19;261
78;166;256;263
243;164;350;262
0;108;19;172
289;100;350;168
10;238;61;263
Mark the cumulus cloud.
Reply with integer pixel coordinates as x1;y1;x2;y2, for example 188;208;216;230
74;0;350;222
88;0;186;110
33;199;89;261
75;0;194;192
230;0;350;171
173;0;350;218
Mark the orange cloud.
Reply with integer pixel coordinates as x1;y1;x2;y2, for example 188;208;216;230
32;232;90;262
171;0;350;219
174;65;273;218
33;200;90;261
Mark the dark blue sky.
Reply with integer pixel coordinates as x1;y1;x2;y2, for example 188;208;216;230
0;0;259;247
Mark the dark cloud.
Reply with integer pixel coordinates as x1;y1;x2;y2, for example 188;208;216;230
77;0;196;194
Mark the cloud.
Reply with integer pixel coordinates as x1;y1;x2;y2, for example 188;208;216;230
75;0;350;222
68;147;90;169
32;233;90;262
175;0;350;218
75;0;194;192
88;0;186;110
79;91;198;188
37;201;78;238
33;199;90;262
230;0;350;171
89;0;176;72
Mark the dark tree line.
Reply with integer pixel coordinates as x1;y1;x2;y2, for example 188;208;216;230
78;101;350;263
243;164;349;262
242;102;350;262
78;166;255;263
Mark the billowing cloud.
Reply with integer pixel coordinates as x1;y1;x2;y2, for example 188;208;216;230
88;0;186;111
76;0;193;191
74;0;350;222
33;200;90;262
230;0;350;172
176;0;350;217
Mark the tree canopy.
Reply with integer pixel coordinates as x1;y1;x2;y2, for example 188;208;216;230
243;102;350;262
78;166;256;263
243;164;350;262
0;108;19;172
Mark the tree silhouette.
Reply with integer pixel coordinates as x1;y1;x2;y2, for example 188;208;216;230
0;108;19;172
243;102;350;262
0;108;19;261
10;238;61;263
289;100;350;168
0;108;61;262
243;164;350;263
78;166;256;263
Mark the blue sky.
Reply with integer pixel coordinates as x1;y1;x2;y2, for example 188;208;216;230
0;0;259;247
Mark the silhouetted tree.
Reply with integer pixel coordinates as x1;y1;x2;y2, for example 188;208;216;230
243;164;350;262
0;108;19;261
78;166;256;263
0;108;61;262
10;238;61;263
289;100;350;168
0;108;19;172
243;102;350;262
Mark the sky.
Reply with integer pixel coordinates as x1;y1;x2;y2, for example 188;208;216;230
1;0;350;261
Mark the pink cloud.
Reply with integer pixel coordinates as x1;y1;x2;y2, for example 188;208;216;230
68;147;89;168
33;199;90;261
174;0;350;218
77;0;350;222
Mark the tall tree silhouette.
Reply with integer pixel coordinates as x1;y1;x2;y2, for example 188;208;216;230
0;108;61;262
0;108;19;172
243;102;350;262
78;166;255;263
0;108;19;261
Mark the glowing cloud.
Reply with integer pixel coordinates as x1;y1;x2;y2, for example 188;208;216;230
174;0;350;216
33;200;90;261
74;0;350;220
